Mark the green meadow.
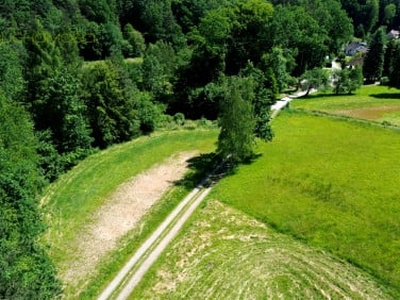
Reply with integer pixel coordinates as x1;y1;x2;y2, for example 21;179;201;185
292;85;400;126
43;87;400;298
209;111;400;296
134;201;392;299
131;110;400;298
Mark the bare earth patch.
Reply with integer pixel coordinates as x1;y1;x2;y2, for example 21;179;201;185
333;105;400;120
60;151;197;292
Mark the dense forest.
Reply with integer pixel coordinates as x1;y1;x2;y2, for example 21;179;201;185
1;0;400;297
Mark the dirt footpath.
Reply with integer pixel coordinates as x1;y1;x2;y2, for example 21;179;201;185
60;151;197;292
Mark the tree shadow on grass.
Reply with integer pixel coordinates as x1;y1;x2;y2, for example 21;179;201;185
173;152;221;189
370;93;400;100
301;93;356;100
174;152;262;190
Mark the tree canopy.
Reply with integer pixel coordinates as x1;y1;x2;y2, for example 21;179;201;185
0;94;62;298
217;76;256;163
363;27;386;83
1;0;400;295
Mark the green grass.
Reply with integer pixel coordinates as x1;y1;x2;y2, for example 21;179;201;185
293;85;400;110
41;129;218;296
133;201;392;299
80;182;196;299
43;95;400;298
125;57;144;65
378;111;400;126
292;85;400;126
80;153;222;299
207;111;400;297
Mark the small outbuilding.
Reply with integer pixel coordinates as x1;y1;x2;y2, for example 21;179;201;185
345;42;368;56
387;29;399;39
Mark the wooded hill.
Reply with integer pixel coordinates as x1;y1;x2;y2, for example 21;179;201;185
1;0;400;298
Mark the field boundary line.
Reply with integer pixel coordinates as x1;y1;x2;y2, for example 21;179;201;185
292;108;400;131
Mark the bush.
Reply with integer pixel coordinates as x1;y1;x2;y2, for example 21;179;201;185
380;76;390;86
174;112;185;126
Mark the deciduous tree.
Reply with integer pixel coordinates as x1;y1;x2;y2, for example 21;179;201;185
270;5;329;77
301;68;329;96
0;93;61;299
333;67;363;95
217;76;256;163
82;59;142;148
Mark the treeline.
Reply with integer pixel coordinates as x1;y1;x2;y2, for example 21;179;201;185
0;0;399;298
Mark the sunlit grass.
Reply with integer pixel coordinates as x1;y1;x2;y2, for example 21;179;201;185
292;85;400;126
209;111;400;297
293;85;400;109
134;201;392;299
41;129;218;297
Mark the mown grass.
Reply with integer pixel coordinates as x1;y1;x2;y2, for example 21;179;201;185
80;152;222;299
292;85;400;125
80;182;194;299
207;111;400;297
133;201;392;299
41;129;218;297
293;85;400;110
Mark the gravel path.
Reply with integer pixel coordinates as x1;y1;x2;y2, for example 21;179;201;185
271;89;316;118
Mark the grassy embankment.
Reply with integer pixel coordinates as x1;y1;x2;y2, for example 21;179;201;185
292;85;400;126
41;128;218;297
134;110;400;298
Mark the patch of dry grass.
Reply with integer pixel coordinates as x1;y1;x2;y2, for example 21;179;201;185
134;201;391;299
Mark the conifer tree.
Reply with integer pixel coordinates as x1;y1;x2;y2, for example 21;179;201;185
388;42;400;89
363;27;386;83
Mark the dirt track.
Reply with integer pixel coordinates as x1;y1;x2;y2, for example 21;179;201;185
59;152;197;292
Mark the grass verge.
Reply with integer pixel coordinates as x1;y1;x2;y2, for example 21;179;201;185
208;110;400;297
41;129;218;297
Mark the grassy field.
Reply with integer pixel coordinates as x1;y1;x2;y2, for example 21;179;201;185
207;111;400;297
292;85;400;126
41;129;218;297
134;200;392;299
128;110;400;298
43;93;400;298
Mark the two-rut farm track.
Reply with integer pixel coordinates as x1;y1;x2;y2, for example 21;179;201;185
97;158;227;299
